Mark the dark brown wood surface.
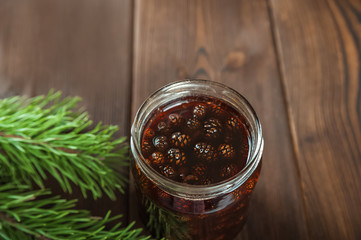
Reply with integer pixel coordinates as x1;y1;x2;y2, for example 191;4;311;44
270;0;361;239
0;0;133;223
131;1;308;239
0;0;360;239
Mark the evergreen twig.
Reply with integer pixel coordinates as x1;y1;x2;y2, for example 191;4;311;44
0;91;127;200
0;91;151;239
0;183;149;240
144;198;188;240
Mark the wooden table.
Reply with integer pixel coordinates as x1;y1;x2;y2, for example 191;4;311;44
1;0;360;239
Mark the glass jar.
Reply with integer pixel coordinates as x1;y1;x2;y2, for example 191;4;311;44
130;79;263;240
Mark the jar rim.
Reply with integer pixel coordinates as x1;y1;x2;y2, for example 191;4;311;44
130;79;263;200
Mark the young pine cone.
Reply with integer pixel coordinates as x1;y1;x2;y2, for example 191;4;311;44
168;113;182;127
167;148;186;166
160;165;176;179
170;132;191;148
218;144;235;159
186;118;201;130
204;118;222;139
142;140;153;155
194;142;216;162
157;189;172;204
157;121;171;135
144;128;155;139
153;135;169;151
193;104;207;119
150;152;165;165
226;117;242;131
192;163;206;178
210;104;222;115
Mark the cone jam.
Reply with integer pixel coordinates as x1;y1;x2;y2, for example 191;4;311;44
141;96;249;185
132;95;261;240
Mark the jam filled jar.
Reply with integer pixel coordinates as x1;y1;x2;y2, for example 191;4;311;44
130;80;263;240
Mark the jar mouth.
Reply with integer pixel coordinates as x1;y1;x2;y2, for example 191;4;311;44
131;79;264;200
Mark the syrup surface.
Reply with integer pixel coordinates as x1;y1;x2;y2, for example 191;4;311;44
141;96;250;185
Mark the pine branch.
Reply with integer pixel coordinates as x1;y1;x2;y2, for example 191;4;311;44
0;183;149;240
0;91;153;239
0;91;128;200
144;198;188;240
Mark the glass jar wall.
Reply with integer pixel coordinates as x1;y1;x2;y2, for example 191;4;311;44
130;80;263;240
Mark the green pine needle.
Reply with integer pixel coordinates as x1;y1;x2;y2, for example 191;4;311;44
0;184;149;240
0;90;127;200
0;91;152;239
144;198;188;240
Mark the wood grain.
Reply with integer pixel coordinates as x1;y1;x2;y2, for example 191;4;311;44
270;0;361;239
0;0;133;222
131;0;308;239
2;0;360;239
0;1;34;97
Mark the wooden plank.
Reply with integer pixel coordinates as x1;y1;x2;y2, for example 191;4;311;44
0;0;133;223
131;0;308;239
0;1;34;97
269;0;361;239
